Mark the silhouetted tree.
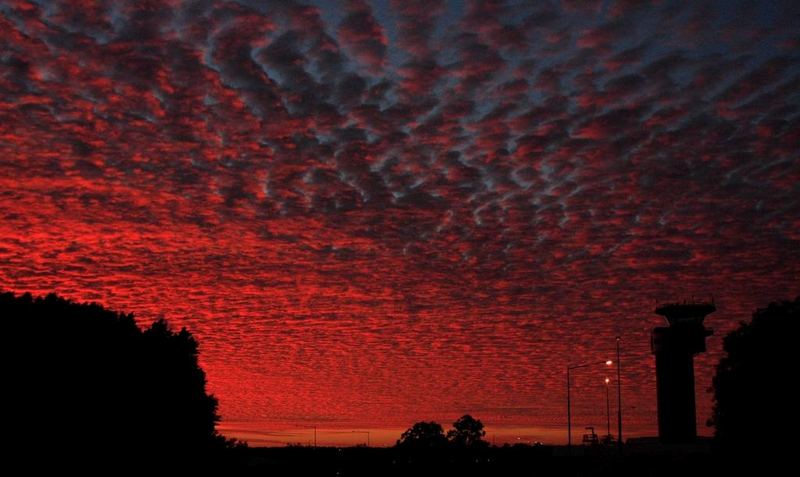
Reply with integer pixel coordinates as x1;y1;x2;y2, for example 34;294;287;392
396;421;448;449
1;292;239;469
447;414;488;448
709;296;799;456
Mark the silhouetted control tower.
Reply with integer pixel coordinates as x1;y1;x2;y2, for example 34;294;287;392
651;301;714;444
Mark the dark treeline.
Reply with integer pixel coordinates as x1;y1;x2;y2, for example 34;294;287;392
708;295;799;459
2;292;243;471
396;414;489;449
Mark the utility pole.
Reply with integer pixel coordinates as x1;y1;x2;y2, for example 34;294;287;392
616;337;623;454
567;366;572;454
605;377;611;439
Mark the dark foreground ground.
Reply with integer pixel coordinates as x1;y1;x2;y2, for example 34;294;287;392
26;444;777;475
221;444;765;476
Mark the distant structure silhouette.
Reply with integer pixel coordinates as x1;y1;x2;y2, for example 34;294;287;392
651;300;714;444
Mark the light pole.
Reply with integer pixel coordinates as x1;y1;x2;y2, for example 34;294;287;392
297;425;317;448
616;336;623;454
604;377;611;440
567;359;613;455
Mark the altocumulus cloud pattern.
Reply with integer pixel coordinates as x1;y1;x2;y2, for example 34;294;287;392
1;0;798;444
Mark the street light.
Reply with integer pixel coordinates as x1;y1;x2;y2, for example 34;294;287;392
567;359;613;455
604;377;611;441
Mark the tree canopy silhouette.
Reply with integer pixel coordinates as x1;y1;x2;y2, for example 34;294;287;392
397;415;490;450
2;291;235;468
709;296;799;455
396;421;448;449
447;414;488;448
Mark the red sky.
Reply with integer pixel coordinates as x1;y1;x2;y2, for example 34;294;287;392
1;0;798;446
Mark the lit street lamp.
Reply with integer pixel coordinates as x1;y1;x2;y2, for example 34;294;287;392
567;359;613;455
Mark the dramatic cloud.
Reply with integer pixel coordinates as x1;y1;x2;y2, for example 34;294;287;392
1;0;798;444
338;0;387;73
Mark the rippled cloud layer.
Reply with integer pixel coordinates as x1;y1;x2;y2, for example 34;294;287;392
1;0;798;444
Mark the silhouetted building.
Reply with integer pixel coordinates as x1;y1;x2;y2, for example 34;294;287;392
651;301;714;444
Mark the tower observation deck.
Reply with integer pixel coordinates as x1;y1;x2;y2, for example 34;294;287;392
651;301;715;444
